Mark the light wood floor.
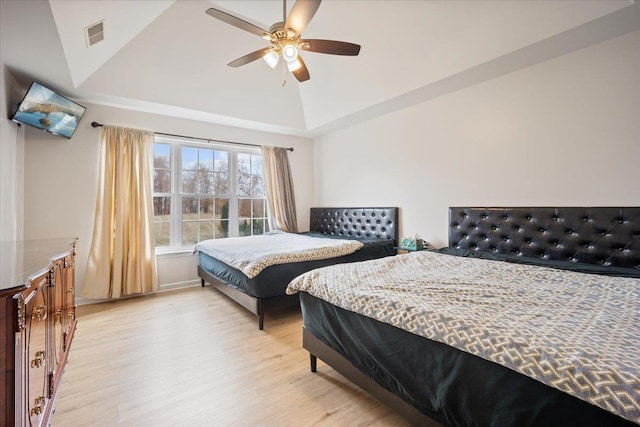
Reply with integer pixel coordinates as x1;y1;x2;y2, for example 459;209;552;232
52;286;409;426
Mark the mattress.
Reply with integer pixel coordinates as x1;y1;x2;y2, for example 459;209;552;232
288;250;640;425
198;234;394;298
299;292;635;426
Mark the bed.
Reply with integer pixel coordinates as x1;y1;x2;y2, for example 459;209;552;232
196;207;398;329
287;207;640;426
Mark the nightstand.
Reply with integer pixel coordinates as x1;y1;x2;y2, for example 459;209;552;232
395;247;425;255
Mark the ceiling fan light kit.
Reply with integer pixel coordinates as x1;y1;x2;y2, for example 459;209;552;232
205;0;361;83
282;44;299;62
263;51;280;68
287;58;302;72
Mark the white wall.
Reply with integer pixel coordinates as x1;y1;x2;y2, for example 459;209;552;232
314;30;640;248
23;103;313;302
0;64;24;242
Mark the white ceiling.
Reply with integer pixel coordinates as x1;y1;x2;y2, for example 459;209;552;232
1;0;638;137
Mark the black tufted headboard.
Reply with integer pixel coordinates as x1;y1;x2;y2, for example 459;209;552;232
309;207;399;246
449;207;640;269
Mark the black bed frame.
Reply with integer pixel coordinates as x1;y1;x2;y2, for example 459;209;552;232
199;207;399;330
304;206;640;426
198;265;299;330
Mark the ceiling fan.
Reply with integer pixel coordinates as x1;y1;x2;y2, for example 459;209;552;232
205;0;361;83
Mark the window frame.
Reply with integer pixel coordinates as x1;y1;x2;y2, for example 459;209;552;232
153;135;268;253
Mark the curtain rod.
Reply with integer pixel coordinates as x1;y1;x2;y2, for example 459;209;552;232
90;121;293;152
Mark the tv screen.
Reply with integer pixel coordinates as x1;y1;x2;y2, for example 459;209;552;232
10;82;86;139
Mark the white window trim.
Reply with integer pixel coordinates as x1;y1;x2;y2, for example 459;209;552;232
153;135;266;253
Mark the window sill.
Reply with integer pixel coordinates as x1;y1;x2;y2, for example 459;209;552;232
155;248;196;259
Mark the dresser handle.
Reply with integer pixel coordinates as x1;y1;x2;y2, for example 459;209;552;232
32;305;46;322
31;351;45;368
30;396;45;416
67;287;74;295
68;312;75;321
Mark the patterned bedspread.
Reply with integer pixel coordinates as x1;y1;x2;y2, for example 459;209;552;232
286;251;640;423
194;231;363;279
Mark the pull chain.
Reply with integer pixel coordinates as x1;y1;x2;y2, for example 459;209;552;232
282;60;287;87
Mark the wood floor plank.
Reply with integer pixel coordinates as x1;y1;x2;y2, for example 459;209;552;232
52;286;410;426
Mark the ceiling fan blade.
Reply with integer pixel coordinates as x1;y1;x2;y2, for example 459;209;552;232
206;8;267;37
285;0;321;35
292;56;310;82
228;47;272;68
301;39;361;56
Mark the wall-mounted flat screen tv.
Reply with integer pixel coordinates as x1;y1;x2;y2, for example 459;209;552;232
10;82;86;139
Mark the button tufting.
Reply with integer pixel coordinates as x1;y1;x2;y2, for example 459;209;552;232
449;207;639;269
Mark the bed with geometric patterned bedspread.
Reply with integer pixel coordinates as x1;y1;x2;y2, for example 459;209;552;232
288;207;640;426
196;207;398;330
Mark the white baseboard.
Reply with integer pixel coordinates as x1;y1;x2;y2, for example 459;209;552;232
75;279;201;306
158;279;201;292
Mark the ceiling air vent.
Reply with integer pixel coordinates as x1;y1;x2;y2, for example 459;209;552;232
85;20;104;47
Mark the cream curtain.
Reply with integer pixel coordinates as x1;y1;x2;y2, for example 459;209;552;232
261;146;298;233
83;126;158;299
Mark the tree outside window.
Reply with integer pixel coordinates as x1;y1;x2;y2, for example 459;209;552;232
237;153;268;236
153;137;268;250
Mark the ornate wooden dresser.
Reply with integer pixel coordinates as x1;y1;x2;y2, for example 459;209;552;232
0;239;77;426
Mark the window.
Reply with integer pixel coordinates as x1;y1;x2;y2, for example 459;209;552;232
237;152;267;236
153;136;268;250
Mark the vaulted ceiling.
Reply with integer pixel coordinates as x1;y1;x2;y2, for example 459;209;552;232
1;0;638;137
